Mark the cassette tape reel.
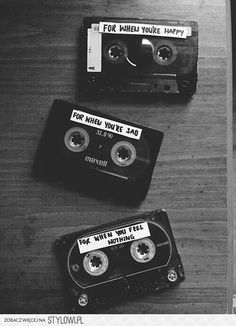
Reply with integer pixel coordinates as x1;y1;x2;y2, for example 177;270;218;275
33;100;163;201
80;17;198;95
55;209;185;312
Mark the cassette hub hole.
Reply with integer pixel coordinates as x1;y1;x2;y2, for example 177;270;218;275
89;256;102;270
137;243;150;257
117;146;131;162
157;46;172;62
109;45;123;60
70;132;85;147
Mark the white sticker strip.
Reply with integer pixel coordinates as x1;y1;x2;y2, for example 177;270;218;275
87;24;102;72
77;222;151;254
99;21;191;39
70;109;142;140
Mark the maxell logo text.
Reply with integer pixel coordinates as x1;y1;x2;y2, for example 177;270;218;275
48;316;83;324
85;156;108;167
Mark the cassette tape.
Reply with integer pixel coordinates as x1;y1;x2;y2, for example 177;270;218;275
55;209;184;313
33;100;163;201
80;17;198;95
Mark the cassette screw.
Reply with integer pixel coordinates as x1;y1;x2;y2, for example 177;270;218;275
167;269;178;283
181;80;190;88
71;264;80;272
78;294;88;307
164;84;171;92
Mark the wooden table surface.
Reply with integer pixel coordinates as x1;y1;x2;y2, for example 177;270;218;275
0;0;231;314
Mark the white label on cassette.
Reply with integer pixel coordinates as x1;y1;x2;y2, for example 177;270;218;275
99;22;191;39
87;24;102;72
78;222;151;254
70;109;142;140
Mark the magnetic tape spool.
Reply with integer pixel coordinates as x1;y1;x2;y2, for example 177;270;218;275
124;221;172;277
153;39;177;66
111;141;136;167
109;137;151;180
103;39;128;64
64;127;90;153
68;244;112;290
83;250;109;276
130;237;156;263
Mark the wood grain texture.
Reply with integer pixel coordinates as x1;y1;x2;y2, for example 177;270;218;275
0;0;230;313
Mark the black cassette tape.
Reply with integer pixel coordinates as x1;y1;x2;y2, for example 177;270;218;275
33;100;163;201
80;17;198;95
55;209;184;313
